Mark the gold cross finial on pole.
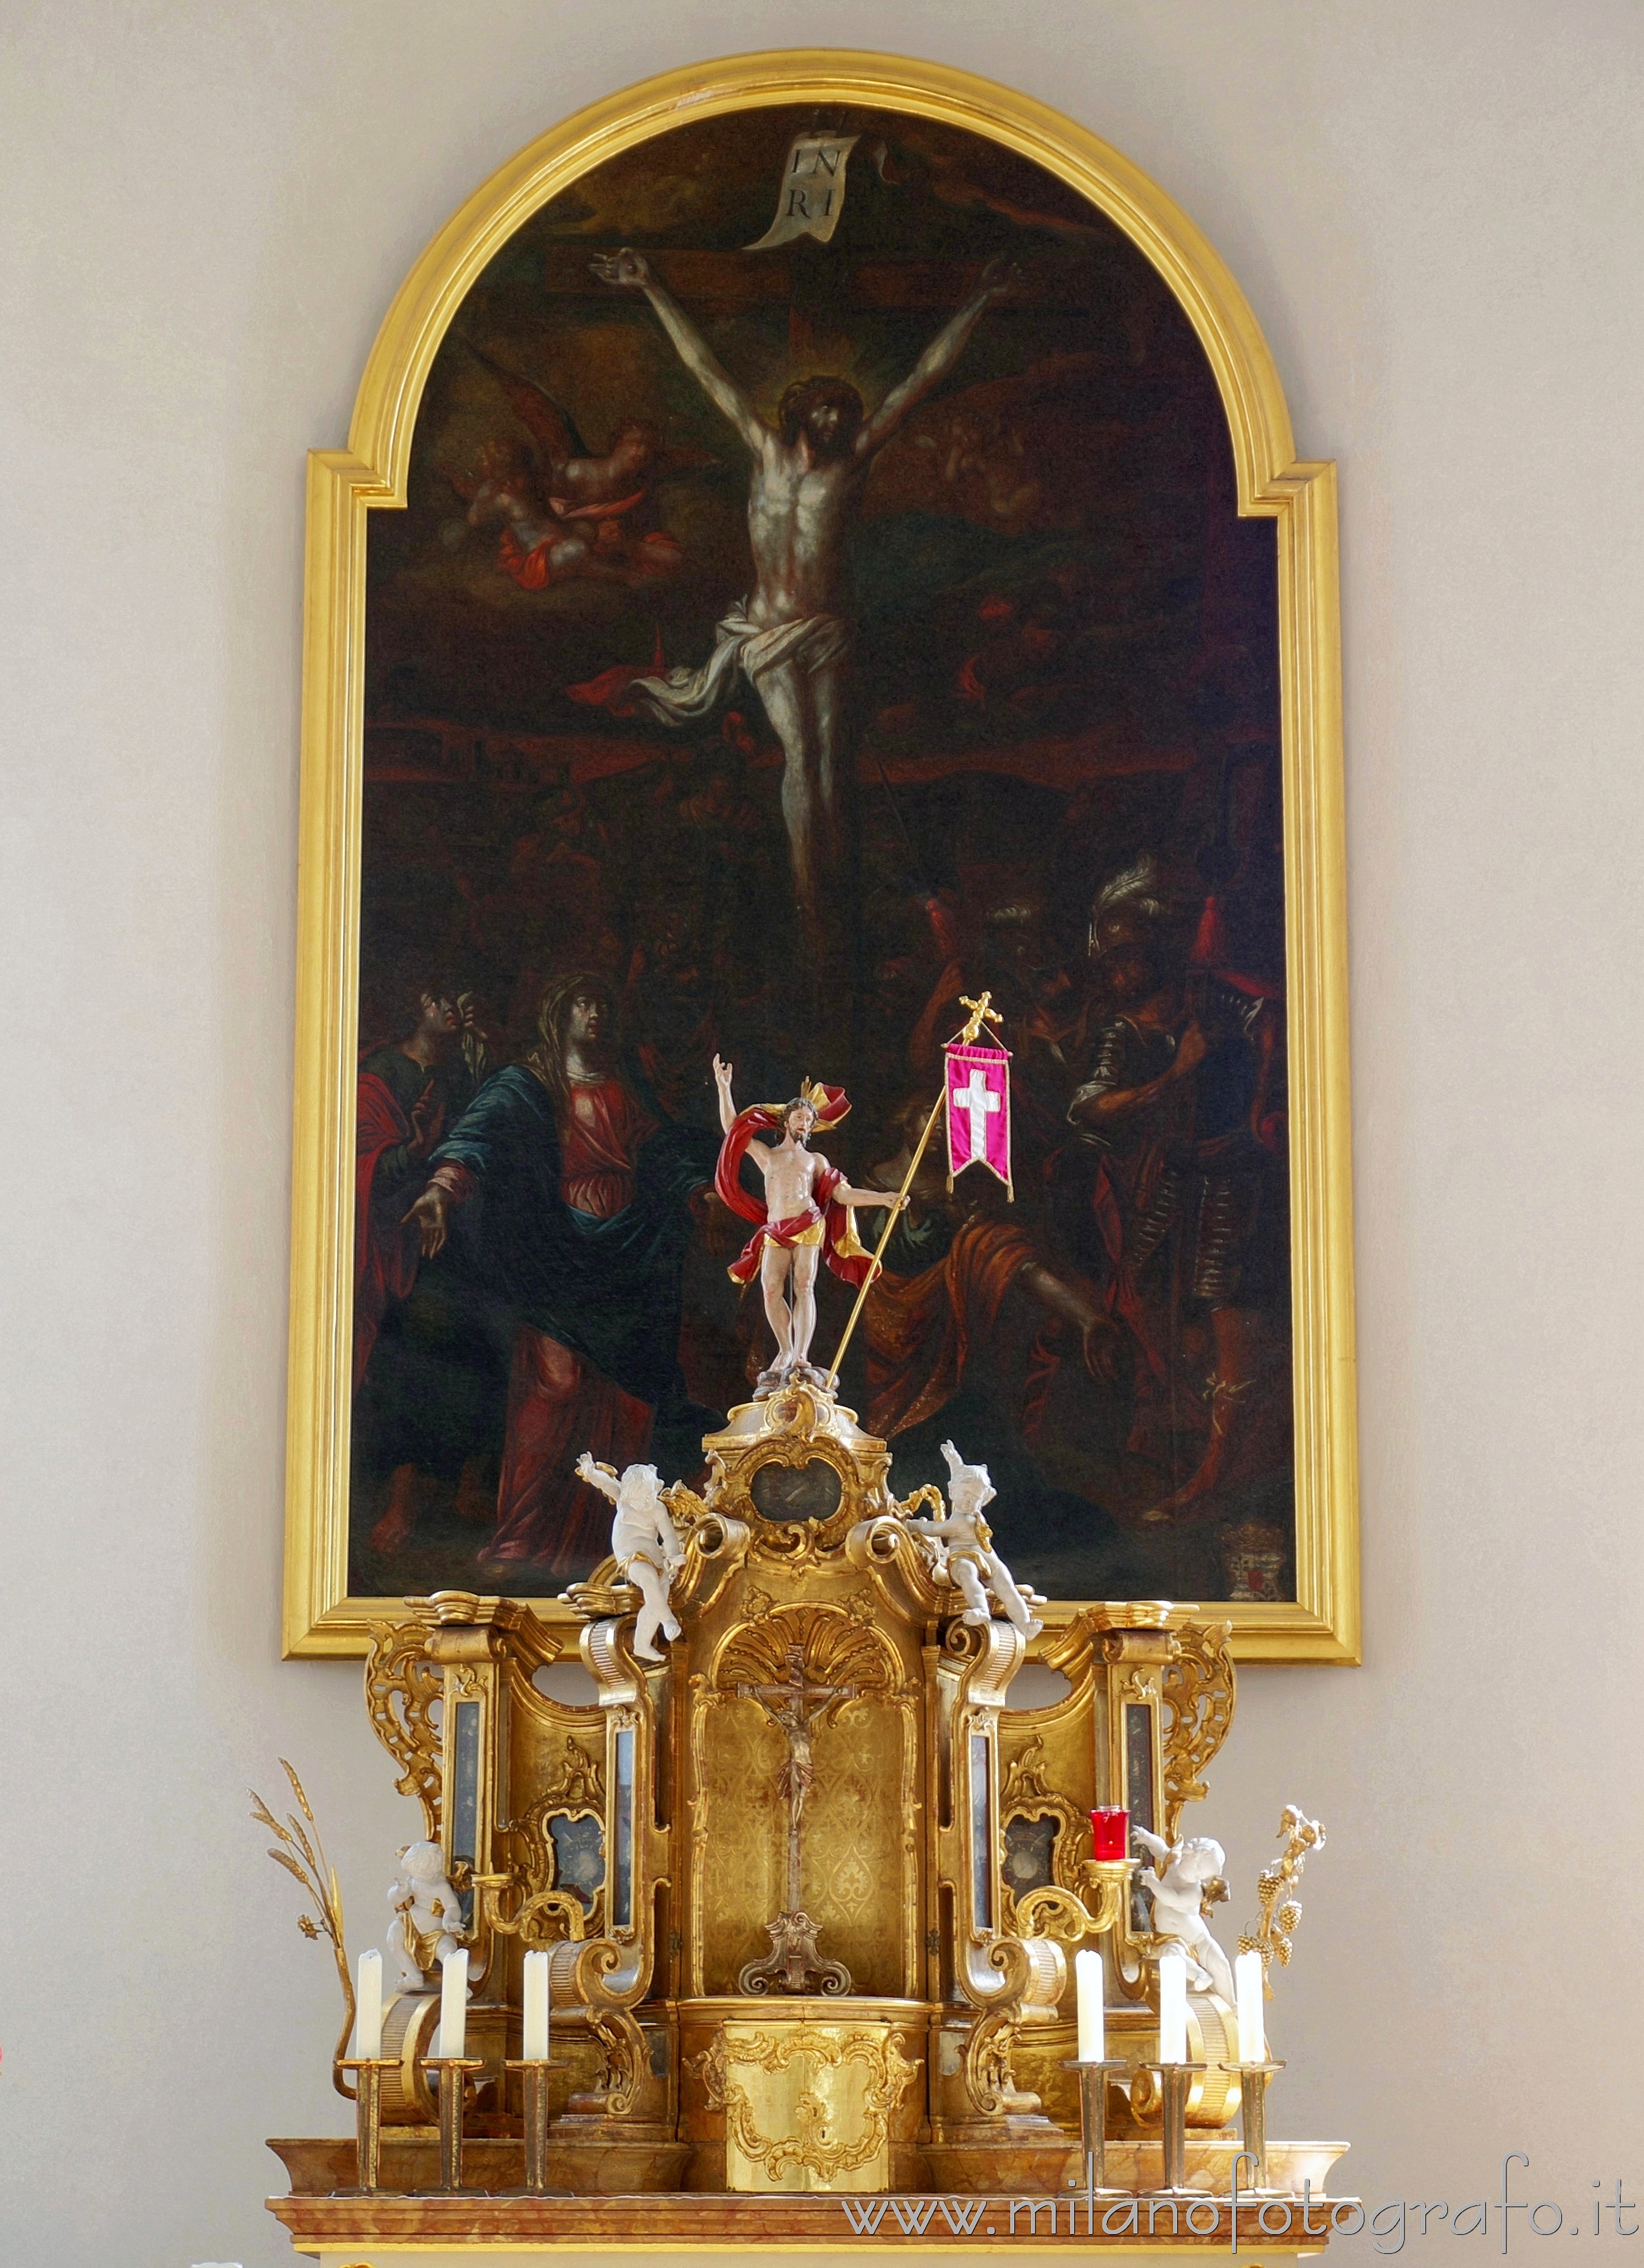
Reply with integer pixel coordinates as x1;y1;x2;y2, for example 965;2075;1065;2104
957;991;1000;1045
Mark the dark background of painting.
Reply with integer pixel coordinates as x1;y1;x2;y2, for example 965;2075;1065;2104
352;104;1287;1606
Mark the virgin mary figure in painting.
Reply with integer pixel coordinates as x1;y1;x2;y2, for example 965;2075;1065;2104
406;972;716;1575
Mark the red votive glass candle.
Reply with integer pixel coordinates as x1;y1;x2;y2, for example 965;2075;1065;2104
1090;1807;1129;1860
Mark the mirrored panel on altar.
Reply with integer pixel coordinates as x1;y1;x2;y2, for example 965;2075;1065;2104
348;103;1291;1613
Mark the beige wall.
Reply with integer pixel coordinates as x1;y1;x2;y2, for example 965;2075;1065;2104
4;4;1642;2262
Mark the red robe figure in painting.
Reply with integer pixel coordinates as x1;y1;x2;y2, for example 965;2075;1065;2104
859;1096;1120;1442
353;982;467;1393
406;974;716;1576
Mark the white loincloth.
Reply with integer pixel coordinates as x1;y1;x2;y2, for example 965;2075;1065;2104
621;605;853;728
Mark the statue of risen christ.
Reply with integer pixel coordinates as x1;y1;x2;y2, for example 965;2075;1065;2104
711;1056;905;1397
589;248;1017;925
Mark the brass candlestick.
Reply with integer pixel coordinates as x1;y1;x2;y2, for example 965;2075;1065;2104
1220;2058;1286;2191
422;2057;486;2192
1060;2058;1129;2194
503;2058;570;2195
1148;2061;1206;2194
336;2058;399;2194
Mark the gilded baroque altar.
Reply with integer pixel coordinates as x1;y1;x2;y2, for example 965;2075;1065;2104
269;1385;1346;2254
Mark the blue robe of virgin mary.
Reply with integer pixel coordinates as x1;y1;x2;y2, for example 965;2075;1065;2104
428;1065;718;1421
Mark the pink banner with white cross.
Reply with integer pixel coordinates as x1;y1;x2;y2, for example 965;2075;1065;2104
943;1041;1013;1198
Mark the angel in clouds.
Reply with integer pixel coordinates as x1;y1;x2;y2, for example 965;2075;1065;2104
447;339;703;590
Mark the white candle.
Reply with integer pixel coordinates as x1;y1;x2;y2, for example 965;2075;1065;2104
1235;1948;1266;2065
355;1948;383;2061
1158;1951;1188;2065
523;1950;551;2063
439;1948;469;2060
1074;1949;1105;2064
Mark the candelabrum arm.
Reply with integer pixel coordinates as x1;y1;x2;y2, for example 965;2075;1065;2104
1015;1857;1135;1944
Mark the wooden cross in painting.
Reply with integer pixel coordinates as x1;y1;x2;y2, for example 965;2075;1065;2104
542;242;1100;360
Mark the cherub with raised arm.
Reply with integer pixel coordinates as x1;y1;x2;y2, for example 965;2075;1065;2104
908;1441;1046;1639
1131;1825;1236;2003
573;1454;686;1662
711;1054;905;1396
582;248;1019;925
387;1840;465;1994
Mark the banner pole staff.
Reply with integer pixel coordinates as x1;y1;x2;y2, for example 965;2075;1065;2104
823;992;1001;1395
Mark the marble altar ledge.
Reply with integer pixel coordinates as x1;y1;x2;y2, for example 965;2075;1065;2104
268;2185;1344;2263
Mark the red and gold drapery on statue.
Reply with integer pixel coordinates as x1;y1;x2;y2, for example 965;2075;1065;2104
714;1082;874;1288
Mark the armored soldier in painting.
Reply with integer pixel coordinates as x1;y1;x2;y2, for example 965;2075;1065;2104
1067;858;1286;1522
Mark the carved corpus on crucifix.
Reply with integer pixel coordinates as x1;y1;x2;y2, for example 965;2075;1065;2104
736;1641;861;1995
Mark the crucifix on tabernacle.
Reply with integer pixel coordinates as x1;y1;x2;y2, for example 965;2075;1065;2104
735;1642;861;1995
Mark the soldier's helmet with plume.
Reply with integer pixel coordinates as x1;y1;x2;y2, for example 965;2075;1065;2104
1087;854;1193;966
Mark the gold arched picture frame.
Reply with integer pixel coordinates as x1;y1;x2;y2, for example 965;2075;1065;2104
284;50;1358;1663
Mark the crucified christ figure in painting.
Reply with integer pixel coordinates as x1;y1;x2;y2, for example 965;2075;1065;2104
588;248;1018;935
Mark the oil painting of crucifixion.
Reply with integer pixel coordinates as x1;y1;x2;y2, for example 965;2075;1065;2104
348;102;1296;1619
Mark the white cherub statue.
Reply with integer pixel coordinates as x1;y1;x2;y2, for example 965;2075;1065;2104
387;1839;466;1994
574;1454;687;1662
1132;1825;1236;2003
907;1441;1046;1640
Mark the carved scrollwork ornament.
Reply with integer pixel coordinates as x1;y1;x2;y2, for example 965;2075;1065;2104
476;1735;608;1947
942;1617;985;1663
1011;1885;1095;1943
364;1620;444;1838
1160;1617;1236;1841
554;1933;649;2115
961;1934;1065;2118
996;1734;1091;1931
705;2026;919;2185
587;2004;647;2114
